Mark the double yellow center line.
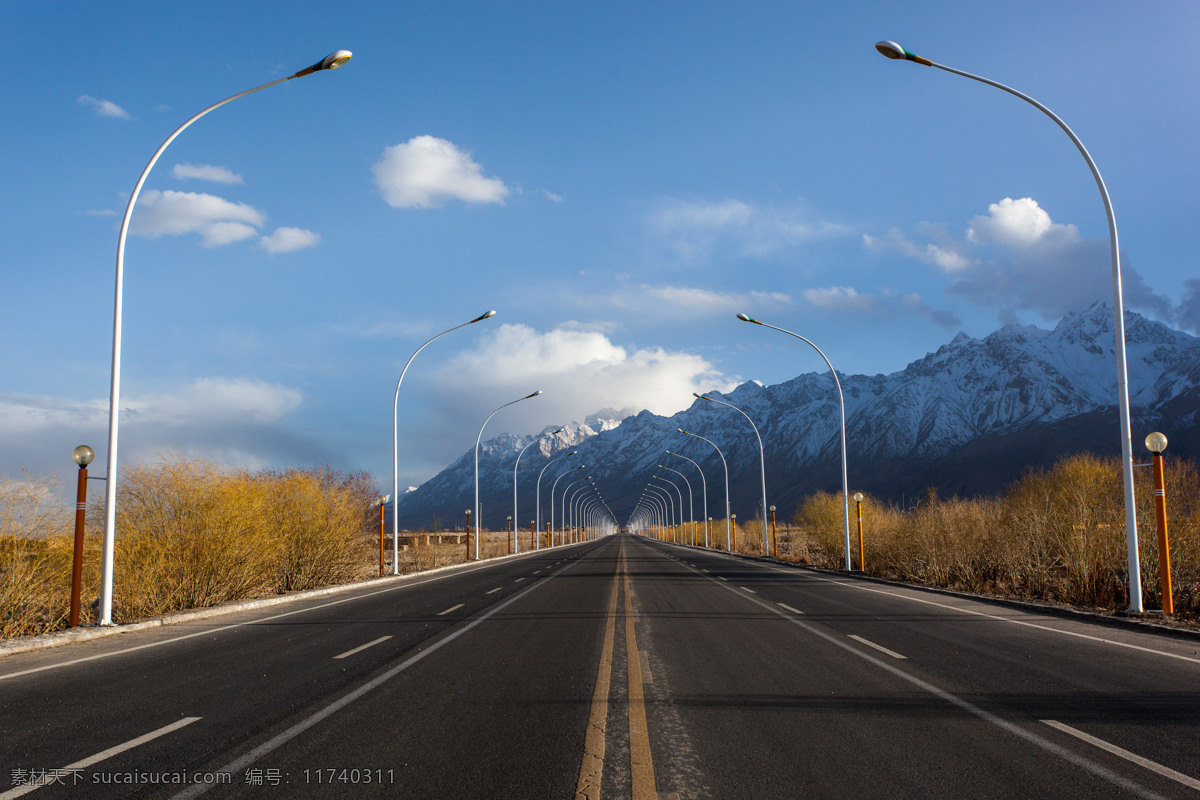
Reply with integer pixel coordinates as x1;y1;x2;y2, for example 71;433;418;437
576;542;658;800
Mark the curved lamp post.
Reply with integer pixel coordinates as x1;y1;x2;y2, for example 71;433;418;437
875;39;1143;610
646;484;675;541
737;314;851;569
98;50;353;625
659;465;695;546
694;393;770;556
475;390;543;559
667;450;708;548
550;465;585;547
652;474;685;542
393;310;496;573
513;427;563;554
536;450;576;542
561;477;591;542
678;428;732;551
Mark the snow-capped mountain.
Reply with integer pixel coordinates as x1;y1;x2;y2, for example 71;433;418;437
394;304;1200;529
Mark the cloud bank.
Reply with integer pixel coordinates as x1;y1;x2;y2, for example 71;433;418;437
864;197;1172;324
129;190;319;253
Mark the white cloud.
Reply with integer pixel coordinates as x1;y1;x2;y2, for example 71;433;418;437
78;95;130;119
540;190;565;203
172;163;245;185
260;227;320;253
864;197;1171;322
649;198;851;263
130;190;264;246
372;135;510;209
431;324;739;438
85;208;117;217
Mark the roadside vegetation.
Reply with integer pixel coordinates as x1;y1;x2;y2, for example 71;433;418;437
5;452;1196;641
1;458;378;638
782;453;1199;619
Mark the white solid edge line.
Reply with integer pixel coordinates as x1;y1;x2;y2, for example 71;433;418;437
1041;720;1200;791
783;567;1200;667
634;538;1169;800
848;634;907;660
0;717;201;799
333;636;392;660
0;554;553;682
437;604;465;616
168;553;577;800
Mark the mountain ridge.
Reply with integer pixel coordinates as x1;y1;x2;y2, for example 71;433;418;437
395;303;1200;529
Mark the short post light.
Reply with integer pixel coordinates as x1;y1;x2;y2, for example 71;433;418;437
853;492;865;572
506;515;513;554
769;505;777;559
1145;433;1173;615
69;445;95;628
464;509;472;561
731;514;737;552
530;520;536;550
377;494;391;577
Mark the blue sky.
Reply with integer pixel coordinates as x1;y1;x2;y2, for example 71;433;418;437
4;0;1199;494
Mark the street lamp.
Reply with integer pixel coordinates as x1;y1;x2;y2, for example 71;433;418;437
98;49;353;626
659;465;695;546
666;450;708;548
875;39;1144;611
1145;433;1173;614
536;450;577;541
678;428;732;551
513;427;563;554
69;445;95;628
475;390;543;560
393;310;496;574
653;475;685;542
550;465;585;547
853;492;865;572
694;393;769;556
376;494;391;577
736;314;851;569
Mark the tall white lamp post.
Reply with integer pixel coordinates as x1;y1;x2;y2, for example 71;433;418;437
393;310;496;573
535;450;576;545
694;393;770;557
875;40;1142;611
678;428;732;551
737;314;852;570
667;450;708;548
475;390;543;560
659;465;695;545
99;50;353;625
513;427;563;554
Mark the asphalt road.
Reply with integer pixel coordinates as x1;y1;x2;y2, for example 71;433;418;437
2;535;1198;799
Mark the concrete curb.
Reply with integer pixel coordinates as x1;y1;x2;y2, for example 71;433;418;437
0;541;586;659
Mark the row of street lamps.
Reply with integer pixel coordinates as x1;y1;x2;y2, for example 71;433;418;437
83;38;1153;623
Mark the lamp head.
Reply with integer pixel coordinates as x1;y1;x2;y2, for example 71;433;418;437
527;389;543;398
321;50;353;70
377;494;391;505
677;428;686;434
874;40;932;66
72;445;95;468
853;492;864;502
769;505;776;512
736;313;761;324
1145;432;1168;454
473;310;498;322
